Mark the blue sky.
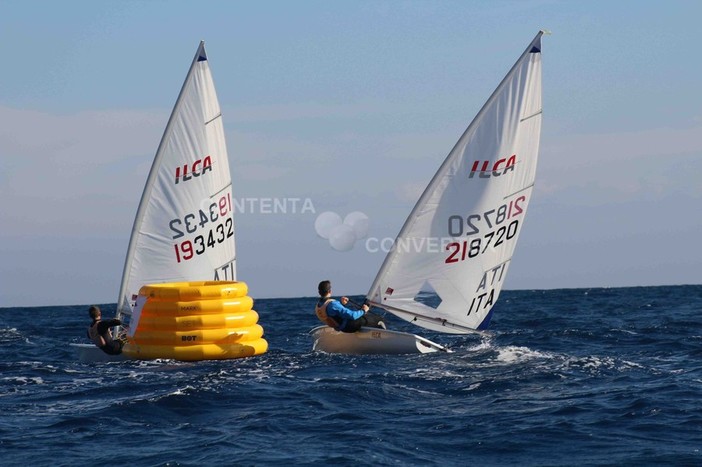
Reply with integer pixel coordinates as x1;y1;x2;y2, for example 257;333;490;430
1;0;701;307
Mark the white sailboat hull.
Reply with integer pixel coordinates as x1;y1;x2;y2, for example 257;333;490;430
310;326;450;355
70;343;127;363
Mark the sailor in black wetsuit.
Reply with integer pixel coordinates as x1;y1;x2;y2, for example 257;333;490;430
87;305;124;355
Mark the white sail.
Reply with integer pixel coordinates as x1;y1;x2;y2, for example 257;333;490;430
116;42;236;323
366;32;544;334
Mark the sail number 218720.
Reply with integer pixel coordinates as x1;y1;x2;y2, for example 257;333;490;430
445;196;525;264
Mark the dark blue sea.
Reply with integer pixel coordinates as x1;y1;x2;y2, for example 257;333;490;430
1;285;701;466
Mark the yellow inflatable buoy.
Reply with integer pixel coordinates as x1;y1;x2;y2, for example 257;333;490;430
122;281;267;361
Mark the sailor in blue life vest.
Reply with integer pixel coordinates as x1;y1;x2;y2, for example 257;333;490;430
315;280;385;332
87;305;125;355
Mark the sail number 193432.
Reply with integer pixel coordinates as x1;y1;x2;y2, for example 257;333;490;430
173;219;233;263
445;195;526;264
170;193;234;263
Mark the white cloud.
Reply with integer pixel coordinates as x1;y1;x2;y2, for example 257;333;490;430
0;106;167;238
542;124;702;167
226;100;379;123
394;181;425;204
537;124;702;202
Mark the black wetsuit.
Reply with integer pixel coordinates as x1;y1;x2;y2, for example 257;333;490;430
88;319;123;355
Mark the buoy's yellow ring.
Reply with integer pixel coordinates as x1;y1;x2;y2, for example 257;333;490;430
142;296;253;316
122;338;268;361
132;324;264;346
135;310;260;331
139;281;248;301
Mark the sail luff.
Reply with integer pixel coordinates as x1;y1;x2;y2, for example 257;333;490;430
116;42;207;318
366;32;544;331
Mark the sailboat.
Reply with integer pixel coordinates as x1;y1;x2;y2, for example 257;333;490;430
73;41;266;362
311;31;546;354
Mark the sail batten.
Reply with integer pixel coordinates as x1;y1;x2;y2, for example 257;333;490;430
504;184;534;200
205;113;222;125
210;182;233;198
366;32;544;334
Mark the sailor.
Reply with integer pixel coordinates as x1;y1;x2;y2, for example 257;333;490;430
315;280;385;332
87;305;125;355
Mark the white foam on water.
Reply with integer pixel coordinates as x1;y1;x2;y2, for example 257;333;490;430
1;376;45;385
495;345;553;364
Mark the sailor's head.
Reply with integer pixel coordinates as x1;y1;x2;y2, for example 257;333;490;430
88;305;101;320
318;280;331;297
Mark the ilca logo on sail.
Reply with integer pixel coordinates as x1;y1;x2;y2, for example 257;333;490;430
469;154;517;178
175;155;214;184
